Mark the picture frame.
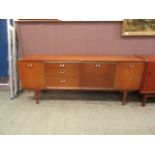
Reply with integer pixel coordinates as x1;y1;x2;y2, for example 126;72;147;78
122;19;155;36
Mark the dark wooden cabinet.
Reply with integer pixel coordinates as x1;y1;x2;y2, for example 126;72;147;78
141;62;155;92
17;55;144;104
137;56;155;106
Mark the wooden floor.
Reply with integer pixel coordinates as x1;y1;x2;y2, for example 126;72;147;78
0;91;155;135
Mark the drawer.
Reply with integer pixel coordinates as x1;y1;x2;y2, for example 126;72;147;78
46;76;80;87
45;63;79;77
45;63;80;87
45;62;116;88
79;63;116;88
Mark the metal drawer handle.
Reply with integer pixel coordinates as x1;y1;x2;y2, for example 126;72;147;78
27;63;33;68
60;70;65;74
96;64;101;67
60;79;66;83
60;64;65;67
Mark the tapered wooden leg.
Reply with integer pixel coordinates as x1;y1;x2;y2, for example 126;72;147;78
142;94;148;107
42;90;47;94
122;91;128;106
34;90;40;104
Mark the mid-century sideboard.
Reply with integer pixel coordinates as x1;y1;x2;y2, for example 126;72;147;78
17;55;145;104
15;20;155;106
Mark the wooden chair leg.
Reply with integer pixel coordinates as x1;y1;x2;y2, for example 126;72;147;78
122;91;128;106
34;90;40;104
142;94;148;107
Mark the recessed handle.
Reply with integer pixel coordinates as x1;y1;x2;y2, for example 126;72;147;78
96;64;101;67
60;79;66;83
60;64;65;67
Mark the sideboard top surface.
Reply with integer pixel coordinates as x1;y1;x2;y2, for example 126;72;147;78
19;55;144;62
135;55;155;62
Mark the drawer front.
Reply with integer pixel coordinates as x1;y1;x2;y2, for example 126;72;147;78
79;63;116;88
45;63;80;87
45;62;116;88
45;63;79;77
46;76;80;87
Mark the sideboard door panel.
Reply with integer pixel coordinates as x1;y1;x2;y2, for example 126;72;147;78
18;61;45;89
141;62;155;92
114;63;144;90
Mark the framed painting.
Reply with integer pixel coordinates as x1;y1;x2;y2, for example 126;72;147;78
122;19;155;36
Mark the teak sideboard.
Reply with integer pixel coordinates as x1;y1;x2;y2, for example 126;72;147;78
17;55;145;104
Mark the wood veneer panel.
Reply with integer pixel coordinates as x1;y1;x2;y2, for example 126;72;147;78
114;62;144;90
45;63;80;87
17;61;45;89
141;62;155;92
45;63;79;77
79;63;116;88
45;62;116;88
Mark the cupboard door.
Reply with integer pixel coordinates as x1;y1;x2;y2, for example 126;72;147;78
114;63;144;90
141;62;155;92
79;63;116;88
18;61;45;89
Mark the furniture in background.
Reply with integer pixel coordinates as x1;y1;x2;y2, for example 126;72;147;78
17;55;144;104
137;56;155;106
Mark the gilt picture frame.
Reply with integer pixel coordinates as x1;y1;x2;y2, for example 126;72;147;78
122;19;155;36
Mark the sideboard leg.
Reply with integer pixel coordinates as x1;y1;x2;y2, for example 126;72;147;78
42;90;47;94
34;90;40;104
122;91;128;106
142;94;148;107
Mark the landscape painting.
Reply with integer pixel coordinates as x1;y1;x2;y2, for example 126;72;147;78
122;19;155;36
